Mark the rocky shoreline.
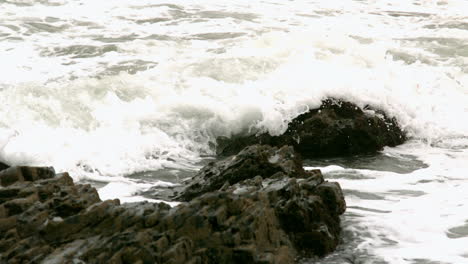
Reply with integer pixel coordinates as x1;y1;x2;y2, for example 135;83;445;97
0;99;406;263
0;147;345;264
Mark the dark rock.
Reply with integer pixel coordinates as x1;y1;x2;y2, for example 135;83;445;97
0;167;25;187
0;217;17;233
0;158;345;263
0;166;55;187
316;182;346;215
0;161;8;172
217;98;406;158
0;187;22;204
174;169;344;261
176;144;308;201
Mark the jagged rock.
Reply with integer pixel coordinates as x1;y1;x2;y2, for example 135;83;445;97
217;98;406;158
176;144;309;201
0;166;55;187
158;170;344;262
0;154;345;263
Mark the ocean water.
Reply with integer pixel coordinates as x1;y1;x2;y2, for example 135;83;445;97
1;0;467;263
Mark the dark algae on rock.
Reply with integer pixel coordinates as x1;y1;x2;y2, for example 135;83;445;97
0;145;346;263
217;98;406;158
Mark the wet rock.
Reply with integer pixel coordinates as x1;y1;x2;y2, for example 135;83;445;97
0;159;345;263
316;182;346;215
176;144;308;201
176;169;344;261
217;98;406;158
0;166;55;187
0;161;8;172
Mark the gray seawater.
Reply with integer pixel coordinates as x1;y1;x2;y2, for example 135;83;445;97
1;0;468;263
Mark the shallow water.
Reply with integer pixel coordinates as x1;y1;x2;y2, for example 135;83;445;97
1;0;468;263
304;141;468;263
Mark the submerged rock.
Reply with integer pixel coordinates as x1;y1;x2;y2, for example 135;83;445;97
217;98;406;158
0;147;346;263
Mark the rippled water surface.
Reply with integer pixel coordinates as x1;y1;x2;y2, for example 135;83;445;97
1;0;468;263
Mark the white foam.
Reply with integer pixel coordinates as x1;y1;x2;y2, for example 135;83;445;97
0;0;467;180
98;180;178;206
329;141;468;263
1;1;468;261
305;165;345;174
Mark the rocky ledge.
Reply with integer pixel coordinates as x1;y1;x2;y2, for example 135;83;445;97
0;144;345;264
217;98;406;158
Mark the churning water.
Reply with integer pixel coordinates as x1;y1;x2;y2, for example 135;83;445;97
1;0;467;263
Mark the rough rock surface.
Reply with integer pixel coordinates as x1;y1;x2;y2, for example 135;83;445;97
0;146;346;264
0;166;55;187
217;98;406;158
177;144;309;201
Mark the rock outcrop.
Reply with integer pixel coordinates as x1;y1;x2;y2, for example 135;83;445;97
0;145;346;264
217;98;406;158
177;144;308;201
